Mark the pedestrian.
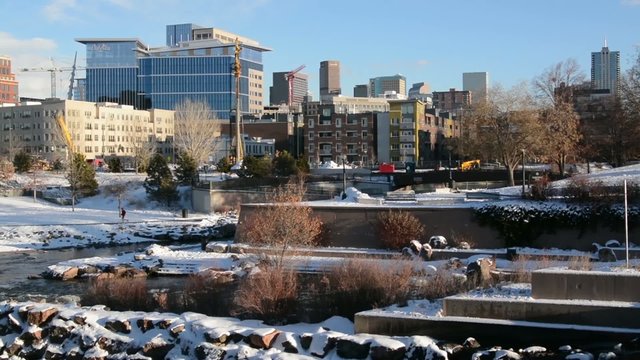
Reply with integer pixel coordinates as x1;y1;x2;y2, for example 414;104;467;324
120;208;126;220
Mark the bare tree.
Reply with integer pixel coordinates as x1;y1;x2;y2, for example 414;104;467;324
465;83;544;186
174;99;221;165
540;101;582;175
128;134;156;173
533;58;586;106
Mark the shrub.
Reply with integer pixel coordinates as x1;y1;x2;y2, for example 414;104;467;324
216;156;232;173
530;174;551;200
144;153;178;206
510;254;554;283
106;157;123;173
377;210;425;250
272;150;298;177
315;258;414;319
13;151;32;173
0;158;15;180
242;156;272;178
169;273;235;316
175;151;199;185
567;255;593;271
413;271;467;299
82;277;151;311
232;265;299;325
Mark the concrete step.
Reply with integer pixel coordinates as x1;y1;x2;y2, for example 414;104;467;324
532;269;640;302
443;295;640;329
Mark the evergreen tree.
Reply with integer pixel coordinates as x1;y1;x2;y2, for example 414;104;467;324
52;158;65;171
242;156;272;178
216;156;232;173
144;154;178;206
106;157;123;173
296;154;310;174
13;151;33;173
272;151;298;177
66;153;98;211
176;152;198;185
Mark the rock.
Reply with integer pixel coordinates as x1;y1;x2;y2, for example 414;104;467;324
247;329;281;349
458;241;471;250
96;336;128;354
105;319;131;334
218;223;237;238
463;337;481;349
27;307;58;326
19;327;44;344
429;235;448;249
205;242;228;253
8;313;23;332
60;267;79;281
598;247;617;262
598;352;617;359
82;345;109;360
336;336;371;359
402;247;414;258
73;315;86;325
134;254;147;261
205;329;229;345
156;318;176;329
446;257;464;270
309;332;338;358
407;342;446;360
137;318;155;333
195;343;226;360
48;325;71;344
370;341;406;360
6;338;23;356
466;257;495;285
299;334;312;350
78;265;99;277
19;344;47;359
420;243;433;260
605;239;621;248
142;340;174;360
169;323;185;337
409;240;423;254
95;272;116;281
44;347;65;360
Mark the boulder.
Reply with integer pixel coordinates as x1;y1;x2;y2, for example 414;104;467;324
336;336;371;359
48;325;71;344
446;257;464;270
105;319;131;334
205;242;229;253
598;247;617;262
169;323;185;337
60;267;79;281
44;347;65;360
142;340;174;360
96;336;129;354
309;332;339;358
299;333;313;350
466;257;495;285
205;329;230;345
27;307;58;326
195;343;226;360
8;313;23;332
247;328;281;349
156;318;176;329
458;241;471;250
605;239;621;248
463;337;481;349
409;240;423;255
137;318;155;333
369;338;406;360
420;243;433;260
429;235;448;249
19;327;44;344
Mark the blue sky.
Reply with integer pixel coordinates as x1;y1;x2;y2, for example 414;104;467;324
1;0;639;101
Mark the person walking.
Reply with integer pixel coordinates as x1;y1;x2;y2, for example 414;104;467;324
120;208;126;221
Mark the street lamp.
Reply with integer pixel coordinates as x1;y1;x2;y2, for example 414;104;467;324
446;145;453;188
521;149;526;197
341;154;347;200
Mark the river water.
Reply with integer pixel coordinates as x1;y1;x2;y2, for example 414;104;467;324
0;243;186;302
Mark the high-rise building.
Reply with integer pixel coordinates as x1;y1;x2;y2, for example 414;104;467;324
269;71;308;107
0;56;18;105
432;88;471;113
408;82;432;105
368;75;406;98
353;84;369;98
77;23;270;118
463;72;488;104
591;41;620;95
319;60;341;97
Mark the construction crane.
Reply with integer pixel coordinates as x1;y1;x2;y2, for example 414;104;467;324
54;113;74;157
20;53;84;99
284;64;305;108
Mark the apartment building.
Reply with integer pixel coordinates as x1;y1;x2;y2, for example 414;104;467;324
0;99;174;163
432;88;472;113
0;56;18;105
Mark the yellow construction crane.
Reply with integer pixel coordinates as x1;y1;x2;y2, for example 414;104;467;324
20;53;84;99
54;113;74;157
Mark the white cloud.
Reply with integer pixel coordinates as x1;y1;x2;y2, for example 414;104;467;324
416;59;429;67
43;0;78;21
0;32;60;99
622;0;640;5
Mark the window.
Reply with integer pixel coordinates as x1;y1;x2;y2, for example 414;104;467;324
335;117;341;127
308;131;314;139
362;131;368;139
336;143;342;152
335;131;341;139
361;118;368;127
84;146;92;153
85;134;92;141
308;144;315;152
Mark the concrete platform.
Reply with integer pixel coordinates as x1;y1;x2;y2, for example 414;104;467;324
532;269;640;302
443;296;640;328
354;311;640;348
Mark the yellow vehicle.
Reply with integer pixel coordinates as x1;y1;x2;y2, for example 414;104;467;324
461;159;480;171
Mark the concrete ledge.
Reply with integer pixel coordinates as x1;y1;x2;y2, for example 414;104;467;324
532;269;640;302
354;312;640;348
443;296;640;328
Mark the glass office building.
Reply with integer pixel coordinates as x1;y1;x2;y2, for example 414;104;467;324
76;25;270;118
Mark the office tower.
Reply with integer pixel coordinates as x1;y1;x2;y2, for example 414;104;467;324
591;41;620;95
408;82;431;103
77;24;270;118
0;56;18;104
320;60;341;97
166;23;200;47
270;71;308;107
463;72;489;104
368;75;406;98
432;88;471;112
353;84;369;98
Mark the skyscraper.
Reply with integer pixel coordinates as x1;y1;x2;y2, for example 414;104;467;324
77;24;270;118
320;60;341;97
369;75;406;98
270;71;308;107
591;41;620;95
353;84;369;98
0;56;18;104
462;72;488;104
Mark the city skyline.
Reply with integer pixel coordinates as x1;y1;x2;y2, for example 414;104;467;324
1;0;639;104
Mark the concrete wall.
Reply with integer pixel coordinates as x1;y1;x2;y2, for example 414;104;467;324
193;188;268;213
236;204;636;250
532;270;640;302
443;296;640;328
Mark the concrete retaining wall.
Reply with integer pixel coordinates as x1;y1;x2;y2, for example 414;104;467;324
354;312;640;348
531;270;640;302
236;204;635;250
443;296;640;328
193;188;269;213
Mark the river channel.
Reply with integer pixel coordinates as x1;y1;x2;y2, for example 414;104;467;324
0;243;189;302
